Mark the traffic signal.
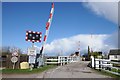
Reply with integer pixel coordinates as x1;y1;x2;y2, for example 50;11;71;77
25;31;42;43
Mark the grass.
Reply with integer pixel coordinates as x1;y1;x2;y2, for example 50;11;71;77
2;65;57;74
111;68;118;73
93;69;120;78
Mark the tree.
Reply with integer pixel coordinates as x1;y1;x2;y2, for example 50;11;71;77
91;52;102;58
2;46;10;53
2;46;22;55
88;46;91;60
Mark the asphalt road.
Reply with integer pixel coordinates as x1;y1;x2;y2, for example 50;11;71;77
2;61;111;78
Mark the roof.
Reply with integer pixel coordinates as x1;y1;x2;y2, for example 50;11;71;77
109;49;120;55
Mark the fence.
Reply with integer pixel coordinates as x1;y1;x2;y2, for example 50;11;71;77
1;53;28;69
91;56;120;76
45;56;80;66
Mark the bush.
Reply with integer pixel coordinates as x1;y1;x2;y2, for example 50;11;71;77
111;68;117;72
118;69;120;73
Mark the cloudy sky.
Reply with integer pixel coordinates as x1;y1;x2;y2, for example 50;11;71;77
2;1;118;56
44;2;118;56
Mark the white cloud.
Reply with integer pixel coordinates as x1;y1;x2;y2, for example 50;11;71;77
83;1;118;24
26;1;119;56
43;34;116;56
104;32;118;49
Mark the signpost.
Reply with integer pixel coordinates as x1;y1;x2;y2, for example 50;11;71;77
11;50;19;69
28;47;36;64
25;31;42;69
27;47;36;70
11;56;18;69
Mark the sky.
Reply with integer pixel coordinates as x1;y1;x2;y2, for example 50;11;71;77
2;2;118;56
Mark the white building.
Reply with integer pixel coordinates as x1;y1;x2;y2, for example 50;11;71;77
109;49;120;61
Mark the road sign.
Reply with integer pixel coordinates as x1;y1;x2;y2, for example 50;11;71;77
12;52;18;56
11;56;18;63
29;55;36;64
28;47;36;55
25;31;42;42
11;56;18;69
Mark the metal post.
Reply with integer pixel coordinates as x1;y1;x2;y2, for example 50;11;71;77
30;64;32;71
32;42;34;48
13;62;15;69
67;57;68;64
64;57;65;65
32;42;36;68
61;57;62;66
94;55;96;69
99;60;101;71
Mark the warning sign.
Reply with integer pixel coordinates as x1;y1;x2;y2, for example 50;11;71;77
11;56;18;63
12;52;18;56
28;47;36;55
29;55;36;64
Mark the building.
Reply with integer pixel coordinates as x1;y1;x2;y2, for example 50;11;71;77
70;52;80;57
70;52;80;61
109;49;120;61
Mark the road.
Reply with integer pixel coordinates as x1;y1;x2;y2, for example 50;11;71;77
2;61;111;78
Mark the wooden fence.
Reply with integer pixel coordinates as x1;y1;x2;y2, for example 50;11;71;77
91;56;120;76
45;56;80;66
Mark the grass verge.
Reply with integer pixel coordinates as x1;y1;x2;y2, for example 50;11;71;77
93;69;120;78
2;65;57;74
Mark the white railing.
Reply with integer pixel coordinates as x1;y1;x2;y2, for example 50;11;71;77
91;56;120;76
45;56;80;66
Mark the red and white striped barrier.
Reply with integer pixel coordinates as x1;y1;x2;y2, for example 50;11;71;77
40;3;54;55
